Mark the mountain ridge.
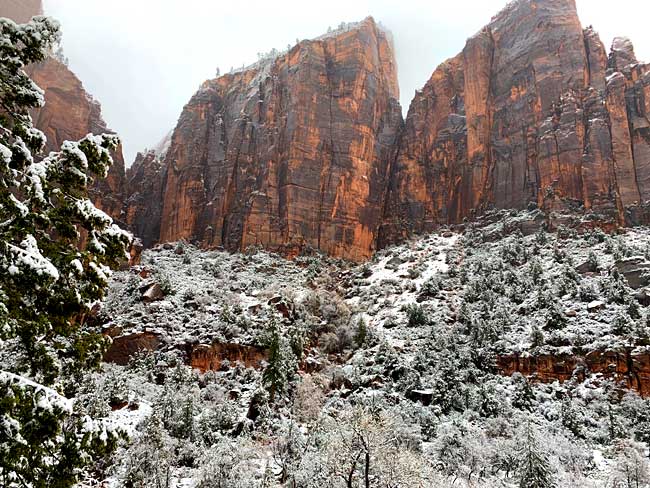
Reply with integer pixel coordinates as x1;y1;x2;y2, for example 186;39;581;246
127;0;650;260
5;0;650;262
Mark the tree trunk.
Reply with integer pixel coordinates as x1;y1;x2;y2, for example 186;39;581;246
364;450;370;488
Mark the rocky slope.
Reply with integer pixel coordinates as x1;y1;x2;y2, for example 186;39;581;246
0;0;127;223
380;0;650;245
81;215;650;486
128;17;402;261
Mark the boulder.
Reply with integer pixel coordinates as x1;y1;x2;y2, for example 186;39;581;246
104;331;161;365
588;300;606;312
408;388;435;406
614;257;650;289
141;283;164;303
635;288;650;306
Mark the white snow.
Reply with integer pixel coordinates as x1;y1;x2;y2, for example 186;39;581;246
7;234;59;280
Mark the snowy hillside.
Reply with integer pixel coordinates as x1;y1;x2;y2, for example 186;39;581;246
72;211;650;487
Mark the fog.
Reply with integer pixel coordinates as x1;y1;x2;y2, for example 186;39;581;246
43;0;650;165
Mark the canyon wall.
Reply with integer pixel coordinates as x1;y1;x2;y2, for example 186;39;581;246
380;0;650;246
28;59;127;221
0;0;127;222
128;17;402;261
127;0;650;259
0;0;42;23
6;0;650;261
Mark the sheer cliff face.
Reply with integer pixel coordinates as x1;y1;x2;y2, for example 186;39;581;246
0;1;126;222
125;151;164;247
142;18;402;261
380;0;650;245
0;0;42;23
13;0;650;260
28;59;127;220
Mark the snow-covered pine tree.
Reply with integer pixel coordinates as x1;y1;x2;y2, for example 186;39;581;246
262;318;288;401
0;15;131;488
518;422;556;488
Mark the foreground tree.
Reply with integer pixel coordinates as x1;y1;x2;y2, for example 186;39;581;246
0;15;131;487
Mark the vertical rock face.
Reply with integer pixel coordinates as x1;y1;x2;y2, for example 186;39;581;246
0;1;127;222
134;17;402;261
27;59;127;221
0;0;42;24
10;0;650;260
125;151;165;247
380;0;650;246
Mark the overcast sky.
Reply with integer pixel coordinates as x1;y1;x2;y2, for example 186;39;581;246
43;0;650;165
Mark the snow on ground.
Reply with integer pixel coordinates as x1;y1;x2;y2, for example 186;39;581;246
89;218;650;487
346;233;459;354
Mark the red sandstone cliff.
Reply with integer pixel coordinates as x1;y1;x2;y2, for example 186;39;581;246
379;0;650;246
0;0;127;222
125;151;165;247
0;0;42;24
128;1;650;259
28;59;127;220
128;18;402;261
497;349;650;398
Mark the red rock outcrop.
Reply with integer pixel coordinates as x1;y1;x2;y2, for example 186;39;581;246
103;332;268;372
103;331;161;365
188;343;268;373
129;18;402;261
0;0;127;222
379;0;650;246
497;350;650;397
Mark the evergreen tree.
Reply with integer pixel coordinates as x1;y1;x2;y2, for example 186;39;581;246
0;16;131;487
530;325;545;349
262;319;293;401
353;317;367;348
587;251;599;272
512;373;536;412
612;312;634;337
530;259;543;285
518;422;555;488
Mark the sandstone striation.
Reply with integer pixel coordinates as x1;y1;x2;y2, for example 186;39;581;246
497;350;650;398
129;17;402;261
379;0;650;246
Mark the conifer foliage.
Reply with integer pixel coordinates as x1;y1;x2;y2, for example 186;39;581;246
0;15;131;487
518;422;555;488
